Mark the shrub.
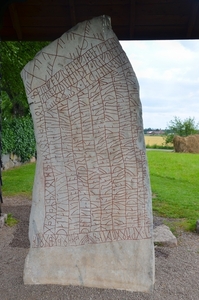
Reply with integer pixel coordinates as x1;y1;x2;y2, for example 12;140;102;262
2;116;36;162
164;116;199;145
146;143;173;150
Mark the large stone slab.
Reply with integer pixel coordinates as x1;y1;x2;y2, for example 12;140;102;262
21;15;154;292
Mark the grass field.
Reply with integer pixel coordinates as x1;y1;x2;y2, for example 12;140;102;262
2;163;36;199
147;151;199;232
2;151;199;232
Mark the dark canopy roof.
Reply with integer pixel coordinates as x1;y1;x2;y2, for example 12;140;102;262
0;0;199;41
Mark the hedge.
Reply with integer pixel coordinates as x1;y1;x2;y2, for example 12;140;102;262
2;116;36;162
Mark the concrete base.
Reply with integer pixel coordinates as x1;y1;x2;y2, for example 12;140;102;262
24;239;154;292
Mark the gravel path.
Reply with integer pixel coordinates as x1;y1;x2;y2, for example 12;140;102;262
0;197;199;300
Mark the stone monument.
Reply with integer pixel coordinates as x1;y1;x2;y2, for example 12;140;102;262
21;15;154;292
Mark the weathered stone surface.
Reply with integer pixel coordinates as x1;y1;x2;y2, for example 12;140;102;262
2;154;21;170
21;15;154;292
0;216;4;228
153;225;177;247
173;134;199;153
0;214;7;228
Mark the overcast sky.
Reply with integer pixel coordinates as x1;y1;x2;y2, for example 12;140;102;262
120;40;199;129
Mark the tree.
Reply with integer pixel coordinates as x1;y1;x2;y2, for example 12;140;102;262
164;116;199;145
0;41;49;118
0;41;49;161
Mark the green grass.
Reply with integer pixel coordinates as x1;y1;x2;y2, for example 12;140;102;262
146;144;174;150
2;152;199;232
5;213;19;226
147;151;199;231
2;162;36;198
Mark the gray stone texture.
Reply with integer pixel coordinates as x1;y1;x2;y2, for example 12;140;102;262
2;154;21;170
21;15;154;292
0;214;7;228
153;224;177;247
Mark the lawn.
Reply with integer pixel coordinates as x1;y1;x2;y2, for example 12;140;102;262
2;162;36;199
147;150;199;231
2;151;199;231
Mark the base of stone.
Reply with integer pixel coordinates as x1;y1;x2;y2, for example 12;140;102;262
24;239;154;292
0;214;8;228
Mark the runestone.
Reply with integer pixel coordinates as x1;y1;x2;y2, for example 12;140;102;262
21;15;154;292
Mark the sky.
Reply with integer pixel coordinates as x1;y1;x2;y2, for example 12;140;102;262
120;40;199;129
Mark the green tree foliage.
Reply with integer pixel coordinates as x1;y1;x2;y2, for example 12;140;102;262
0;41;49;161
164;116;199;144
0;41;49;118
2;116;36;162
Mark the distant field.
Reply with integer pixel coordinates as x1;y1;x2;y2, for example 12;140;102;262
144;135;165;146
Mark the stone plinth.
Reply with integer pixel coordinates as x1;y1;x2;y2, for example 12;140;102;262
21;15;154;292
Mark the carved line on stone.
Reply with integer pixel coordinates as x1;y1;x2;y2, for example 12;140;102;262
32;225;152;248
23;34;151;248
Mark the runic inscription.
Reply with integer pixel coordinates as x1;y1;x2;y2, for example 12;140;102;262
21;17;152;248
